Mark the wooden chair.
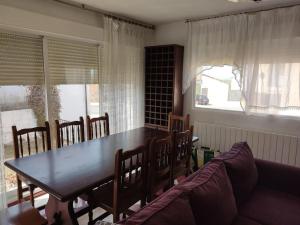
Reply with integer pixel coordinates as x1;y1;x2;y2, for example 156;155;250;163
168;112;190;132
87;113;110;140
147;135;173;202
172;126;194;183
55;117;85;148
0;202;48;225
12;122;51;207
87;146;148;223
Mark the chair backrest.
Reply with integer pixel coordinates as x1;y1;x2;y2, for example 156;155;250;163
173;126;194;174
113;146;147;213
148;135;173;201
86;113;110;140
12;122;51;159
168;112;190;132
55;117;85;148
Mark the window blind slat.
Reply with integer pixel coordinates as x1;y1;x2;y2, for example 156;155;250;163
48;38;99;85
0;32;44;85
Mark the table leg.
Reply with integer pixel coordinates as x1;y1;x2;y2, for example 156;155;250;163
45;195;78;225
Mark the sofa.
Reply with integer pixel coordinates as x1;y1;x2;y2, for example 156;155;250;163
120;142;300;225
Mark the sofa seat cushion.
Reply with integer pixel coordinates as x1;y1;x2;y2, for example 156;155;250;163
124;189;196;225
216;142;258;205
239;186;300;225
179;161;237;225
232;216;262;225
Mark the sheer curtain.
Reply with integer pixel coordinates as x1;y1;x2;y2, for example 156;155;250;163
241;6;300;114
100;16;153;134
184;5;300;114
0;109;6;210
184;14;247;93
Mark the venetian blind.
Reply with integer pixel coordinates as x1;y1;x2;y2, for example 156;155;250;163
47;38;99;85
0;32;44;85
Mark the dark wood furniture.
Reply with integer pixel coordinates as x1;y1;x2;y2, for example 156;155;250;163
5;127;168;225
168;112;190;132
12;122;51;207
173;126;194;182
5;127;199;225
147;135;173;202
86;113;110;140
145;45;184;129
0;202;48;225
55;117;85;148
87;146;148;223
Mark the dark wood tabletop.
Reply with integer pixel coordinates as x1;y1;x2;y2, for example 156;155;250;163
5;127;199;202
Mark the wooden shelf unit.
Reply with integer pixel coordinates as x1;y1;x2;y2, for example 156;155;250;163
144;45;184;129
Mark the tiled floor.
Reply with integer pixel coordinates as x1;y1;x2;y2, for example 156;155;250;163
78;208;113;225
78;202;142;225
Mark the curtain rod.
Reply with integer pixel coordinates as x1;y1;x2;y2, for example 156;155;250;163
185;3;300;23
52;0;155;30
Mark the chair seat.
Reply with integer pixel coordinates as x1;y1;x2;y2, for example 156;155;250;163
88;181;143;213
0;202;47;225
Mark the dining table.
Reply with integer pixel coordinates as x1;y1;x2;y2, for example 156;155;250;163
5;127;199;225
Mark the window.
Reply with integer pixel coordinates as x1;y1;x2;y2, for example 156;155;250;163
195;65;242;111
47;38;100;123
0;32;46;202
0;32;102;204
244;62;300;117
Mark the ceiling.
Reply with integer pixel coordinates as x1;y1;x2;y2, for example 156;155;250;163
70;0;300;25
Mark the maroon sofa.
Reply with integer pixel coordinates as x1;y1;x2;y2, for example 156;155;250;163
120;142;300;225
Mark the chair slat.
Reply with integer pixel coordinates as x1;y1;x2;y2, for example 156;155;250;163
168;113;190;132
41;131;45;151
55;117;85;149
19;136;24;158
27;133;31;155
34;131;38;153
86;113;110;140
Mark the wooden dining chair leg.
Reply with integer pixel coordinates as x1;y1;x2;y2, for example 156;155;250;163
68;200;80;225
17;178;23;203
113;212;119;223
88;207;93;224
141;197;146;207
29;185;35;207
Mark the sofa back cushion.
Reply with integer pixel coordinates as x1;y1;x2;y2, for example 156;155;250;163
124;189;196;225
216;142;258;205
179;161;237;225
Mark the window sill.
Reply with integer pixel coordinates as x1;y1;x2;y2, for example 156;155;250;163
193;105;244;115
192;105;300;122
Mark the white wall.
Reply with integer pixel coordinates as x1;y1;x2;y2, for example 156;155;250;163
0;0;104;43
1;0;300;137
155;21;300;137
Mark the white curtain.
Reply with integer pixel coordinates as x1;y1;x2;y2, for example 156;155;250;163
184;14;247;93
184;5;300;114
100;17;153;134
241;6;300;114
0;109;6;210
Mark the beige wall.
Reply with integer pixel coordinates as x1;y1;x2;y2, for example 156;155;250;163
155;21;300;137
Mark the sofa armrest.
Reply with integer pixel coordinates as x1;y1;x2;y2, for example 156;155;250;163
255;159;300;197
